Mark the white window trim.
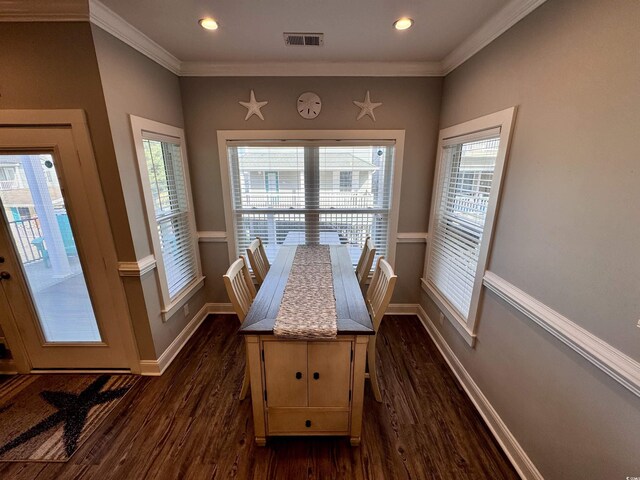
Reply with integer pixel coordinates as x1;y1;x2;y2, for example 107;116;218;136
422;107;516;347
217;130;405;268
130;115;204;322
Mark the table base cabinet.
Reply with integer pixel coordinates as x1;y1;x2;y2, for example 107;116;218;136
245;335;369;446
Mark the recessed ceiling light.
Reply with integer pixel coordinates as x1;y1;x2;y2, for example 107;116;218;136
393;17;414;30
199;17;219;30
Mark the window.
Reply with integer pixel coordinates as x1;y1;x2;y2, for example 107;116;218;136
264;171;279;192
219;131;405;268
0;166;17;190
17;207;31;219
339;171;353;192
131;116;202;321
423;108;515;346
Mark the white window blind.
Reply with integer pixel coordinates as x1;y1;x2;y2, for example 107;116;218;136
427;133;500;320
143;138;198;300
227;143;395;265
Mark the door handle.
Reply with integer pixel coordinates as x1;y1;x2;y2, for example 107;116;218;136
313;372;319;380
0;271;10;280
295;371;302;379
0;256;4;263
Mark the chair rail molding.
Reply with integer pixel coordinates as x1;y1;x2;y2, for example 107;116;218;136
117;255;157;277
483;271;640;398
197;231;228;243
396;232;429;244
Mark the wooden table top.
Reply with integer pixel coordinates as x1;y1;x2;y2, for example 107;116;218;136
238;245;374;336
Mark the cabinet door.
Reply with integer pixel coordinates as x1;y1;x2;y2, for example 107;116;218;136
263;341;307;407
308;341;352;407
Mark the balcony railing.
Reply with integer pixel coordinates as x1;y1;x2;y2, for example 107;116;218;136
8;217;44;264
451;193;489;215
0;179;19;191
240;191;374;209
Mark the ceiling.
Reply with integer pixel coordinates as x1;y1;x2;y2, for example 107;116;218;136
0;0;547;75
97;0;510;64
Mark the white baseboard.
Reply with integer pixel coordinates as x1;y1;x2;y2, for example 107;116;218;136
139;302;211;376
208;303;235;314
415;304;542;480
387;303;420;315
0;359;17;375
138;360;162;376
139;302;237;375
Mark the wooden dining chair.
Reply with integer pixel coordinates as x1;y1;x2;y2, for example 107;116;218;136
246;237;270;286
355;237;376;289
223;256;257;400
365;257;397;402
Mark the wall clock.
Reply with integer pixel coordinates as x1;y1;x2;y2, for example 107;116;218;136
297;92;322;119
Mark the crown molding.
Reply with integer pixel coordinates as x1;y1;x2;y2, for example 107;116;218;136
86;0;545;78
180;61;443;77
88;0;181;75
441;0;548;75
0;0;88;21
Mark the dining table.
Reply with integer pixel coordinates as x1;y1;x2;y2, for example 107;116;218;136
238;244;374;446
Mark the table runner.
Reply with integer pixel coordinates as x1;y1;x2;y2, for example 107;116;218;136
273;245;338;339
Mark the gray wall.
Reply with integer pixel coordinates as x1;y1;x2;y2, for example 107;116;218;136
0;22;135;348
0;22;134;264
180;76;443;304
92;25;206;358
421;0;640;477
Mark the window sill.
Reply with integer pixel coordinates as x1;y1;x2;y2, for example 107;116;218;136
161;276;205;323
420;278;476;347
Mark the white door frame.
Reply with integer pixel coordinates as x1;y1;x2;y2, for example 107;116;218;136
0;109;140;373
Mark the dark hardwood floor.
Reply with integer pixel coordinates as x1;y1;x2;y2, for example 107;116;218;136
0;315;518;480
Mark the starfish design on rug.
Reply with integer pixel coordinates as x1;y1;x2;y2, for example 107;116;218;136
0;375;131;457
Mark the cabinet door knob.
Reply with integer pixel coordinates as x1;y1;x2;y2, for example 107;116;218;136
0;271;10;280
295;371;302;379
305;420;311;428
313;372;319;380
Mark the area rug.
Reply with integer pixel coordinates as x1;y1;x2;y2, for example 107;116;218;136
0;374;138;462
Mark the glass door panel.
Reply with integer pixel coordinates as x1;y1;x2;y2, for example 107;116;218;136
0;154;101;342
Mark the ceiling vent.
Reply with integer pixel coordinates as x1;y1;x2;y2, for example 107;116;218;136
284;33;324;47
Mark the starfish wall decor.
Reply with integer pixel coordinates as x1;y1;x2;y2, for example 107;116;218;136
353;90;382;121
239;90;268;121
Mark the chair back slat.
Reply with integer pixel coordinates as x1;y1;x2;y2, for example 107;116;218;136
366;257;397;331
223;257;256;322
247;237;270;285
355;237;376;288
